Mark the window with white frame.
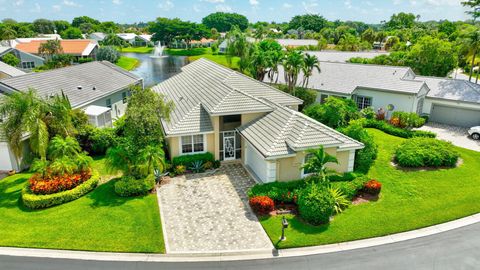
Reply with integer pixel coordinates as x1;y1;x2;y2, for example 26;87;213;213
355;95;372;110
21;62;35;69
181;134;205;154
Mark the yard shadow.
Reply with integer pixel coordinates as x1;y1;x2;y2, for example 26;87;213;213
0;176;29;210
88;179;147;208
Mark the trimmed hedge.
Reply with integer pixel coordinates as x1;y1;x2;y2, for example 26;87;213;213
172;152;215;167
330;175;369;200
114;174;155;197
22;170;99;209
364;119;435;138
395;138;459;168
339;122;378;173
248;180;306;203
297;184;335;225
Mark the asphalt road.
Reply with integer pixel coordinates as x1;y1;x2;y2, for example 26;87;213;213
1;222;479;270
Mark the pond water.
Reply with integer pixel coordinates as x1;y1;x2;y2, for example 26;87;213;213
122;52;190;87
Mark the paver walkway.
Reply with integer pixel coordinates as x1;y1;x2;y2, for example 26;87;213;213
157;163;273;254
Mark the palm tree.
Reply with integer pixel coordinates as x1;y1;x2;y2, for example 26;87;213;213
301;53;321;88
226;26;250;70
44;92;76;138
0;89;49;161
105;143;135;176
301;146;338;182
50;156;77;175
248;46;270;81
267;50;284;84
137;145;166;177
464;30;480;82
38;39;63;60
47;136;81;161
282;50;304;95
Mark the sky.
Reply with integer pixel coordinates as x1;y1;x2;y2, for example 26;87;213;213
0;0;470;24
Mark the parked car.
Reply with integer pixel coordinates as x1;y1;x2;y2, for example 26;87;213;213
468;126;480;140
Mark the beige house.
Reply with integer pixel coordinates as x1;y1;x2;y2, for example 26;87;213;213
153;59;364;183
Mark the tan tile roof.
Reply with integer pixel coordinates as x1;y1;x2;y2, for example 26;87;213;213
15;40;97;56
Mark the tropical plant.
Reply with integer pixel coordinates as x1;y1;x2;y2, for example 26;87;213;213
102;33;127;47
463;29;480;82
48;136;81;160
301;53;320;88
301;146;338;182
329;187;350;214
188;160;205;173
0;89;49;161
1;53;20;67
97;46;121;63
137;145;166;176
282;50;304;94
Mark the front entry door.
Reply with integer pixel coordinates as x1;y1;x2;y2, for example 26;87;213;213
223;132;236;160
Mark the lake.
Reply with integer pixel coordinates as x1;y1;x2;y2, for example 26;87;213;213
122;52;190;87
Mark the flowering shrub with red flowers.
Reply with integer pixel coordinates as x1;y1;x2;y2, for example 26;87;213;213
249;196;275;215
363;179;382;195
29;170;92;195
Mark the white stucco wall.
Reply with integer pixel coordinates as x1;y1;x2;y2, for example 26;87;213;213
84;89;129;120
353;88;417;114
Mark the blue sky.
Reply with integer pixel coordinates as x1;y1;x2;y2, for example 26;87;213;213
0;0;469;24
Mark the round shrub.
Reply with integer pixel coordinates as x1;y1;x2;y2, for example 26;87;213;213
249;196;274;215
22;170;99;209
114;174;155;197
297;184;335;225
363;179;382;195
395;138;459;168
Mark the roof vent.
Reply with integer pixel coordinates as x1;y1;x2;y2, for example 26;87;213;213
92;86;96;90
77;86;82;90
179;96;184;101
393;70;397;75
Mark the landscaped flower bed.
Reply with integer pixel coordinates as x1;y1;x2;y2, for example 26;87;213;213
22;170;99;209
29;170;92;195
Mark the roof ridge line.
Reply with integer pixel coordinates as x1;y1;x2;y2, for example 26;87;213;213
265;108;296;156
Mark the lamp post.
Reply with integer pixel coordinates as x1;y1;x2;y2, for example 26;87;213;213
280;216;289;241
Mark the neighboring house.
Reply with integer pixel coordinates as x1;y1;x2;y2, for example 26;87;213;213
153;58;363;183
117;33;137;44
0;46;45;71
89;32;106;42
272;61;480;127
275;39;319;48
304;50;389;63
14;39;99;62
0;61;143;171
0;61;26;79
136;35;153;47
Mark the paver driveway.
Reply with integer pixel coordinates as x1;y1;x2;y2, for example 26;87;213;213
157;163;273;254
415;122;480;152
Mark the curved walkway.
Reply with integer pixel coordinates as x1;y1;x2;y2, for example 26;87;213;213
1;214;479;269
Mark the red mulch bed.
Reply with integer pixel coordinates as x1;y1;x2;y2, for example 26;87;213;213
352;192;379;205
268;203;298;216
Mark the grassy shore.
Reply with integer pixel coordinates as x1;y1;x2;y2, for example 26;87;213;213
116;56;140;71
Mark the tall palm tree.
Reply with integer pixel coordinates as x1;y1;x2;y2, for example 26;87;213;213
301;53;321;88
226;26;250;69
282;50;304;95
137;145;166;177
267;50;284;84
464;30;480;82
45;92;76;138
0;89;49;161
301;146;338;182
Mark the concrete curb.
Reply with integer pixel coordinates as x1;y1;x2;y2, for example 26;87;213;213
0;213;479;262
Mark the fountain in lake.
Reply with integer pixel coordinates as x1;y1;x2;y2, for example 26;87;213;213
150;41;166;58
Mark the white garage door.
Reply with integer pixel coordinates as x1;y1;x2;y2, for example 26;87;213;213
430;104;480;127
0;143;14;171
245;142;270;182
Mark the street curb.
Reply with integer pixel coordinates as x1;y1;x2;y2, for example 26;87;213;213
0;213;479;262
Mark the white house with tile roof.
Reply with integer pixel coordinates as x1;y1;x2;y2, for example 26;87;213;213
153;58;363;182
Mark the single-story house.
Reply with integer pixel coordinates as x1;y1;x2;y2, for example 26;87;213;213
89;32;107;42
275;39;319;48
0;46;45;70
0;61;25;79
271;61;480;127
14;39;99;62
304;50;389;63
0;61;143;171
153;58;363;183
117;33;137;44
116;33;153;46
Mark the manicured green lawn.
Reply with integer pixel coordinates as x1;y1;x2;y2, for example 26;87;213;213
0;158;165;253
119;47;154;54
260;129;480;248
116;56;140;71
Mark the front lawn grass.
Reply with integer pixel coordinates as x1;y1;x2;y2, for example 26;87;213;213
260;129;480;248
116;56;140;71
0;158;165;253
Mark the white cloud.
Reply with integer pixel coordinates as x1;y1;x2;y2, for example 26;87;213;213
193;4;201;12
158;0;174;11
52;4;61;11
30;2;41;12
14;0;24;6
302;0;318;13
283;2;292;8
344;0;352;9
215;4;232;12
249;0;259;6
63;0;80;7
202;0;224;2
112;0;121;4
393;0;402;5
